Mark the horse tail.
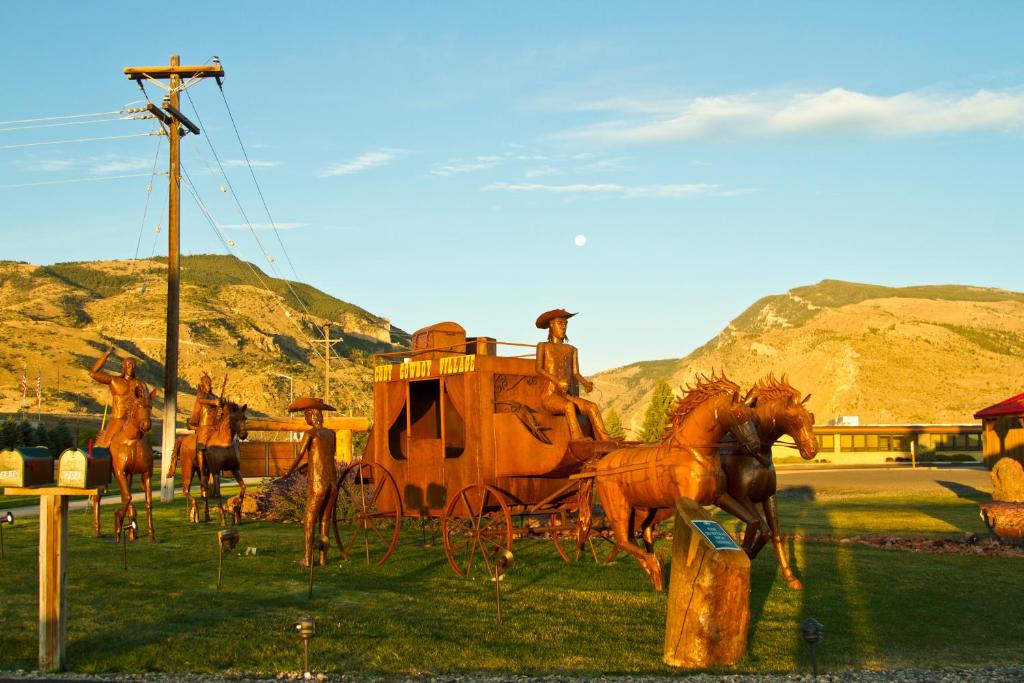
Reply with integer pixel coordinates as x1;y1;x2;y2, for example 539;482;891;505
165;437;181;481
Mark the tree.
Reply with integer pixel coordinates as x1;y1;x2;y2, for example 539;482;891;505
0;419;17;450
604;408;625;440
47;421;74;455
640;380;675;443
17;420;35;448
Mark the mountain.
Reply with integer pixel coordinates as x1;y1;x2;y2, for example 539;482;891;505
0;254;408;419
593;280;1024;435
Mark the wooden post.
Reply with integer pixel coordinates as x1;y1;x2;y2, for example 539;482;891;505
324;322;331;405
122;56;224;503
663;497;751;668
335;429;353;465
160;54;182;503
911;440;917;469
38;493;67;672
5;486;104;673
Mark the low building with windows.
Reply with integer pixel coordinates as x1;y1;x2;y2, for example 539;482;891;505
772;423;983;465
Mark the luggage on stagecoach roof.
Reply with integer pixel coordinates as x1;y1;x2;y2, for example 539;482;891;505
0;446;55;488
56;447;112;489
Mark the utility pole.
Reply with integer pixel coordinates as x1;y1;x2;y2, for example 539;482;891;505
322;323;344;405
124;55;224;502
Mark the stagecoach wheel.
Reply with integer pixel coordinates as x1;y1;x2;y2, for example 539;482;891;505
550;510;582;562
334;462;402;567
442;483;513;579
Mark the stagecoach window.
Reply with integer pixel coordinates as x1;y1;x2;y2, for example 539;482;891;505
443;383;465;459
387;404;408;460
409;379;442;440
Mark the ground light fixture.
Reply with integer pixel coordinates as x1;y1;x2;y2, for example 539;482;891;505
294;615;316;677
492;549;514;624
122;520;137;570
0;511;13;560
308;537;325;599
217;528;240;589
800;617;823;677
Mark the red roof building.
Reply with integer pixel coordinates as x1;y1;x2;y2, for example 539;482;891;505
975;392;1024;468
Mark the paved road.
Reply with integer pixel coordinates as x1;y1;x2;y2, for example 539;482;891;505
776;465;991;499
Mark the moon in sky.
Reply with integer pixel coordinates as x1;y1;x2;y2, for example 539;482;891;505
574;234;587;247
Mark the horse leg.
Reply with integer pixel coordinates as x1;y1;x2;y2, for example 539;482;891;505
764;496;803;589
125;473;138;542
231;469;246;526
716;493;767;558
599;484;664;590
112;470;131;545
213;472;227;527
183;456;197;524
141;469;156;543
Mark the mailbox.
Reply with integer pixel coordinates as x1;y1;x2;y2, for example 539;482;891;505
57;447;111;488
0;447;55;488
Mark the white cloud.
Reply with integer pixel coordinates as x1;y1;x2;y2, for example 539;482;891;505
220;222;306;230
525;166;559;178
430;155;502;176
91;158;153;174
563;87;1024;143
484;181;750;198
485;182;624;193
221;159;280;169
18;159;76;172
321;149;402;177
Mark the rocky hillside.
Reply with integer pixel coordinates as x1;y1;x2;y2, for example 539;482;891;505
0;255;408;420
593;280;1024;435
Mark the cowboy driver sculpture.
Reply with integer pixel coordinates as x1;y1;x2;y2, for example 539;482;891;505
534;308;610;441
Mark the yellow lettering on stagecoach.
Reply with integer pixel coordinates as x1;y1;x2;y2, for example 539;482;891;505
439;354;476;375
467;354;475;372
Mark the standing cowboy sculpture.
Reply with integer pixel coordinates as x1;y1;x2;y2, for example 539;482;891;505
89;346;158;543
534;308;609;441
284;397;341;567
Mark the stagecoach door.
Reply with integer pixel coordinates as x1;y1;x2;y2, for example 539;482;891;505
400;377;467;517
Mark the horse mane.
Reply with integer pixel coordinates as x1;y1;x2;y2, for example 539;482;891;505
745;372;801;404
668;370;741;428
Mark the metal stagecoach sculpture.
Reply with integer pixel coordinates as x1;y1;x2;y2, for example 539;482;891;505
329;311;772;589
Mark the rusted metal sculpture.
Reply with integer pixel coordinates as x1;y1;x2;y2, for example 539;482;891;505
534;309;609;441
591;373;760;590
720;374;817;588
167;393;249;526
89;347;157;543
285;397;341;567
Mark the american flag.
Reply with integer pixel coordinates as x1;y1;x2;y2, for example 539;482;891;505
19;369;27;399
36;369;42;407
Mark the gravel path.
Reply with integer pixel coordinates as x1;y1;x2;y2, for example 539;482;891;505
3;668;1024;682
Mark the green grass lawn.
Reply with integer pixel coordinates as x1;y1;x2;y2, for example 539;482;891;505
0;493;1019;676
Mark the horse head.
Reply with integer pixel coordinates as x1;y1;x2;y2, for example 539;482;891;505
131;385;157;434
670;372;759;454
783;393;818;460
230;402;249;441
713;391;760;455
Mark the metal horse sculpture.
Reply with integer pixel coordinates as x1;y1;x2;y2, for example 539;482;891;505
721;374;817;588
591;373;760;590
167;400;249;526
109;384;159;543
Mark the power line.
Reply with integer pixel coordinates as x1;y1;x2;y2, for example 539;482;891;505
0;107;141;126
0;116;140;133
179;164;329;366
0;132;156;151
213;82;304;285
0;172;155;189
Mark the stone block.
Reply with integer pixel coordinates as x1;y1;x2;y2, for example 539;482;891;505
992;457;1024;502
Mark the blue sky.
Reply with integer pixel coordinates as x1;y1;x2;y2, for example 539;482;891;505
1;3;1022;372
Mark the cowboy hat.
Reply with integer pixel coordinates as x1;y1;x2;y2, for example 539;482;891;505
287;397;337;412
535;308;577;329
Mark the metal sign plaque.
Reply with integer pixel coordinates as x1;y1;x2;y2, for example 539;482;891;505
690;520;742;551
